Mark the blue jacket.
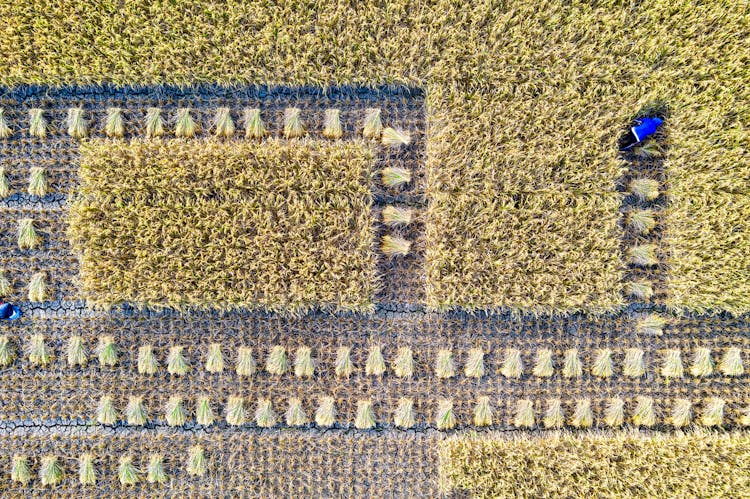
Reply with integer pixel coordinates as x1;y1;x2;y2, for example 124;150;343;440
632;117;663;142
0;302;21;320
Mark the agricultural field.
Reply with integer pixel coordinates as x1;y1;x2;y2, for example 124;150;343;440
0;0;748;496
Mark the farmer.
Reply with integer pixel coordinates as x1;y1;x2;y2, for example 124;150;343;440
620;116;664;150
0;301;21;320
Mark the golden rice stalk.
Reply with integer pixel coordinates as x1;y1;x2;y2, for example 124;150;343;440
164;396;187;426
196;397;214;426
436;399;455;430
532;349;554;377
362;108;382;139
125;396;148;426
435;349;456;378
0;335;15;367
562;349;582;378
381;127;411;147
382;205;414;226
266;345;288;375
118;456;140;486
625;280;654;300
96;335;117;366
27;333;51;365
719;347;744;376
29;108;47;138
381;234;411;257
0;270;11;297
17;218;41;250
96;395;118;425
66;335;88;367
474;396;493;427
543;399;565;429
294;346;315;378
78;454;96;486
28;272;47;302
225;396;246;426
690;347;714;377
632;396;656;427
0;167;10;198
285;398;308;426
174;107;198;138
513;399;535;429
604;398;625;427
145;107;165;138
242;108;266;139
629;178;660;202
147;455;167;484
255;398;277;428
591;349;613;378
315;396;336;427
283;107;305;138
740;405;750;427
11;455;32;485
66;107;88;138
235;346;256;377
28;167;48;197
623;348;645;377
464;348;484;378
323;108;343;139
381;166;412;188
394;397;415;428
570;399;593;428
501;348;523;378
205;343;224;373
701;398;725;427
628;209;657;234
636;314;666;335
629;244;658;266
335;346;354;378
39;455;63;486
355;399;376;429
167;346;190;375
671;399;692;428
137;345;159;375
661;349;684;378
104;107;125;138
393;347;414;378
0;108;11;138
187;446;207;477
213;107;235;137
365;345;386;376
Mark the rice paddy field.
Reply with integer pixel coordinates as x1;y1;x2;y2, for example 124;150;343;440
0;0;748;496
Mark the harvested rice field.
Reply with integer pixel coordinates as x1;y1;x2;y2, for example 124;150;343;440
0;1;749;496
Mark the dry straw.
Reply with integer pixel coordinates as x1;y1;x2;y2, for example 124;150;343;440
78;454;96;486
196;397;214;426
97;335;118;366
285;398;308;426
283;107;305;138
623;348;645;377
474;396;493;427
381;127;411;146
105;107;125;138
436;399;456;430
719;347;744;376
323;108;343;139
66;107;88;138
671;399;692;427
435;349;456;378
604;398;625;427
362;108;382;139
365;345;386;376
28;167;48;197
690;347;714;376
175;107;198;137
29;108;47;138
0;270;11;296
236;346;256;376
242;108;266;138
543;399;564;429
382;205;414;226
628;209;657;234
629;244;658;266
0;167;10;198
381;235;411;257
66;336;88;367
636;314;666;335
513;399;535;428
532;349;554;377
625;280;654;300
661;349;684;378
335;346;354;378
126;396;148;426
266;345;289;375
187;446;207;477
315;396;336;427
167;346;190;375
165;396;187;426
118;456;140;486
205;343;224;373
138;345;159;374
629;178;660;201
381;166;412;188
464;348;484;378
0;335;15;367
355;399;376;429
393;347;414;378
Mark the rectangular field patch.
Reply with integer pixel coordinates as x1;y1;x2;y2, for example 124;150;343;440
439;431;750;498
68;139;377;313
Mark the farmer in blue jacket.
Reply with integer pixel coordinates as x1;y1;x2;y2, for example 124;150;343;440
620;116;663;150
0;301;21;320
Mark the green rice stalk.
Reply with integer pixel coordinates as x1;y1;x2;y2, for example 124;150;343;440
39;455;63;486
27;333;51;365
435;349;456;378
365;345;386;376
628;209;657;234
17;218;41;250
335;346;354;378
11;455;32;485
500;348;523;378
436;399;455;430
591;349;613;378
105;107;125;138
285;398;308;426
701;398;725;427
205;343;224;373
145;107;165;138
636;314;666;335
137;345;159;374
661;349;684;378
381;234;411;257
393;347;414;378
570;399;593;428
265;345;288;375
381;166;412;188
690;347;714;377
719;347;744;376
29;108;47;138
175;107;198;137
28;167;48;197
118;456;140;486
283;107;305;138
473;396;493;426
196;396;215;426
78;454;96;485
382;205;414;226
464;348;484;378
629;244;658;266
513;399;535;428
96;335;118;366
623;348;645;377
235;346;256;376
66;107;88;138
323;108;343;139
394;397;415;428
125;396;148;426
0;167;10;198
532;349;554;377
0;335;15;367
187;446;207;477
242;108;266;138
255;398;277;428
66;335;88;367
294;345;315;378
629;178;660;202
225;396;246;426
625;280;654;300
165;396;186;426
96;395;118;425
381;126;411;146
213;107;235;137
315;396;336;427
0;108;11;138
362;108;382;139
355;399;376;429
604;398;625;427
147;455;167;484
671;398;692;427
167;346;190;375
543;399;564;429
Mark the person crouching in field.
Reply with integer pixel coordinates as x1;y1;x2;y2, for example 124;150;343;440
0;301;21;320
620;116;664;150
